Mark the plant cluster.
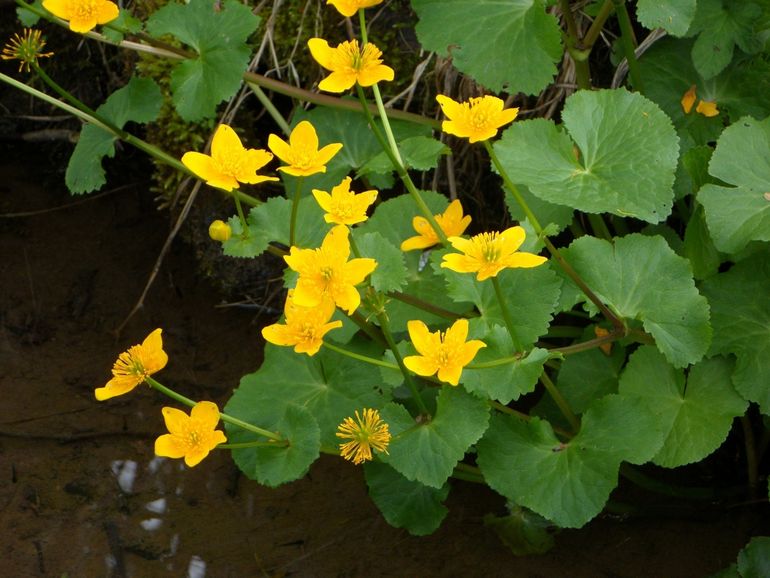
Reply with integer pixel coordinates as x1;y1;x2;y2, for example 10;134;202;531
4;0;770;555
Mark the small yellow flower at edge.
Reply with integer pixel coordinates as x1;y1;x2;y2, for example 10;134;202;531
312;177;378;225
284;225;377;314
401;199;471;251
681;85;719;118
681;85;697;114
182;124;278;192
326;0;383;17
1;29;54;73
336;408;391;465
441;226;547;281
307;38;394;93
403;318;486;386
268;120;343;177
42;0;119;34
208;220;232;242
95;328;168;401
262;290;343;356
436;94;519;143
154;401;227;468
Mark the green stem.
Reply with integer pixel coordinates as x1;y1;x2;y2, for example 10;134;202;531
145;377;283;442
559;0;592;89
358;8;369;45
488;400;530;421
377;312;430;416
539;371;580;432
386;291;464;321
587;213;613;241
233;195;249;236
218;441;286;449
289;176;304;247
583;0;614;50
484;141;543;233
451;467;486;484
322;341;398;370
612;0;644;92
491;276;523;353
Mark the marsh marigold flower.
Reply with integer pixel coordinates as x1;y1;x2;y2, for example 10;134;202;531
284;225;377;314
681;85;719;118
262;290;343;355
441;226;547;281
42;0;119;33
401;199;471;251
208;219;232;242
403;318;485;386
182;124;277;192
326;0;383;17
336;408;390;465
307;38;394;93
95;328;168;401
154;401;227;467
436;95;518;143
312;177;377;225
268;120;343;177
1;29;53;73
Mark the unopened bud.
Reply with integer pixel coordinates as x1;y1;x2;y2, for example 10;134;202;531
208;219;232;242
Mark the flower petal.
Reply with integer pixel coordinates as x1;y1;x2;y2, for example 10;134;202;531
267;133;293;164
161;406;189;436
191;401;221;431
406;319;435;355
316;142;344;166
441;252;480;274
182;152;231;190
400;234;435;251
436;95;463;120
436;364;463;386
503;252;548;269
154;434;186;459
403;355;439;377
95;0;119;24
290;120;319;151
499;226;526;254
357;64;395;87
319;71;357;93
261;323;296;347
94;375;141;401
344;257;377;285
456;339;487;367
312;189;333;213
444;318;469;345
308;38;335;70
333;283;362;314
211;124;243;159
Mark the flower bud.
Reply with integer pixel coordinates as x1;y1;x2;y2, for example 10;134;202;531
208;220;232;242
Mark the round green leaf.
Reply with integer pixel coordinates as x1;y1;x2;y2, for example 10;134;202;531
495;88;679;223
738;536;770;578
364;461;450;536
380;387;490;488
636;0;696;37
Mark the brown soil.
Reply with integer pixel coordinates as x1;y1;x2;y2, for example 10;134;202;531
0;141;765;577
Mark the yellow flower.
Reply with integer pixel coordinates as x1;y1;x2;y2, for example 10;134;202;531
95;328;168;401
268;120;343;177
441;226;547;281
681;85;719;118
400;199;471;251
208;219;232;242
312;177;378;225
681;85;697;114
42;0;119;33
154;401;227;467
284;225;377;314
1;29;53;73
336;408;390;465
327;0;383;17
181;124;277;192
696;100;719;117
403;318;486;386
261;290;343;356
307;38;394;93
436;94;519;143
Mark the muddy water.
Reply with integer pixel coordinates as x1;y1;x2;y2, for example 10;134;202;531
0;142;764;577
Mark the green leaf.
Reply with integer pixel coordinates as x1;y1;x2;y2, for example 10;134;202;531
437;256;561;349
683;205;722;280
689;0;763;80
411;0;562;95
698;117;770;254
17;0;42;25
380;387;490;488
227;404;320;487
221;215;269;258
619;347;746;467
462;327;548;404
495;89;679;223
247;195;328;249
231;343;391;446
354;232;407;293
503;183;574;235
483;505;555;556
562;234;711;367
360;136;448;176
66;77;162;194
478;394;663;528
146;0;259;121
738;536;770;578
364;461;449;536
702;250;770;414
636;0;696;37
102;10;142;43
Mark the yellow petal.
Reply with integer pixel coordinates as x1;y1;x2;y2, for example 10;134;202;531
42;0;71;19
681;85;697;114
184;448;211;468
406;319;434;355
333;283;362;314
436;95;463;120
441;252;480;274
161;406;189;436
290;120;319;151
499;226;526;254
312;189;334;213
140;328;168;374
319;71;358;93
69;15;98;33
292;279;324;308
237;149;274;184
191;401;221;431
696;100;719;117
504;252;548;269
316;142;344;166
262;323;296;347
444;318;469;345
94;375;140;401
344;257;377;285
404;355;439;377
321;224;351;259
400;234;435;251
95;0;119;24
267;133;293;164
154;434;186;459
308;38;335;70
182;151;233;191
456;339;487;367
211;124;243;159
357;64;395;87
436;364;462;386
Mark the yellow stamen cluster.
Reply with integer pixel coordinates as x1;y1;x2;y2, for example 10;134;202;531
336;408;391;465
155;402;227;468
1;29;53;73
